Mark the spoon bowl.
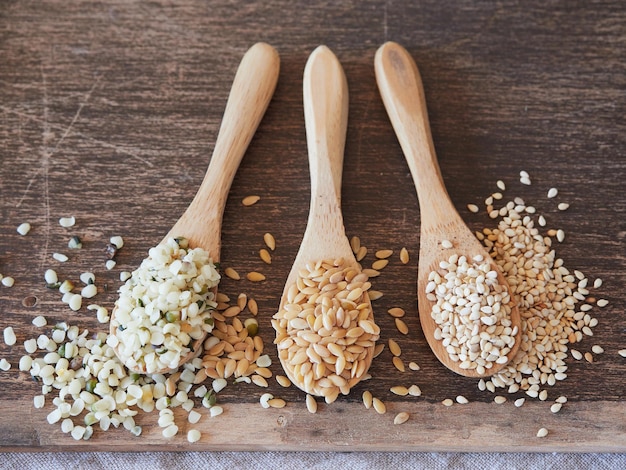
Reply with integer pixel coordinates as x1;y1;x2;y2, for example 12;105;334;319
273;46;378;401
375;41;520;378
110;42;280;374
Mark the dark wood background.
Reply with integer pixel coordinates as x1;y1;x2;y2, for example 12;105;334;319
0;0;624;452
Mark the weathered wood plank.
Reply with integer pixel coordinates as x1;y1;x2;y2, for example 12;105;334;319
0;0;624;452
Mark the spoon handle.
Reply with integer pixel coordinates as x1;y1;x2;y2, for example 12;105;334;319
303;45;349;221
375;41;459;229
166;42;280;255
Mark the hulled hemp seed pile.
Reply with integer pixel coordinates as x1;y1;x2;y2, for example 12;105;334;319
110;237;220;374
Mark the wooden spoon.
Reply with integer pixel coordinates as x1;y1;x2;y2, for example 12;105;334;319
110;42;280;374
374;41;520;378
274;46;377;397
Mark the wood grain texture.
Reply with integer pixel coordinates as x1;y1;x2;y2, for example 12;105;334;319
0;0;624;452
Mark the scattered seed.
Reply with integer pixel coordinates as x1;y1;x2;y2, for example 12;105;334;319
372;397;386;414
375;249;393;259
247;298;258;315
400;247;409;264
187;429;201;443
494;396;507;404
596;299;609;307
1;277;15;287
456;395;469;404
263;233;276;251
259;249;272;264
441;239;453;249
372;259;388;270
17;222;31;235
394;412;410;425
496;180;506;191
591;345;604;354
618;349;626;358
442;398;454;407
514;398;525;407
467;204;479;213
387;307;405;318
224;267;240;280
368;290;383;300
557;203;570;211
538;215;546;226
242;195;260;206
246;271;266;282
520;177;531;185
110;236;124;249
571;349;583;360
388;339;401;357
350;236;360;254
390;386;409;396
105;260;116;270
362;390;373;409
356;246;367;262
556;229;565;242
547;188;558;198
268;398;286;409
584;352;593;363
53;253;69;262
306;394;317;414
408;384;421;396
59;216;76;228
550;403;562;413
276;375;291;388
536;428;549;438
408;362;420;371
3;327;17;346
395;318;409;335
392;356;405;372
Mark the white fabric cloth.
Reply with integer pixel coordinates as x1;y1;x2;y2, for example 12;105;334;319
2;452;625;469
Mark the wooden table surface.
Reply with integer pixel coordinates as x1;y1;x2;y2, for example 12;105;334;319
0;0;624;452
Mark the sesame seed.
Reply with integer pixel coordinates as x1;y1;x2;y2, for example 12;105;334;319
441;239;453;249
550;403;563;413
53;253;69;262
520;177;531;185
547;188;558;198
408;362;420;371
571;349;583;360
596;299;609;307
618;350;626;358
514;398;525;407
538;215;546;226
591;345;604;354
442;398;454;407
536;428;549;438
1;277;15;287
494;396;507;404
467;204;479;213
556;229;565;242
593;278;602;289
456;395;469;404
497;180;506;191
